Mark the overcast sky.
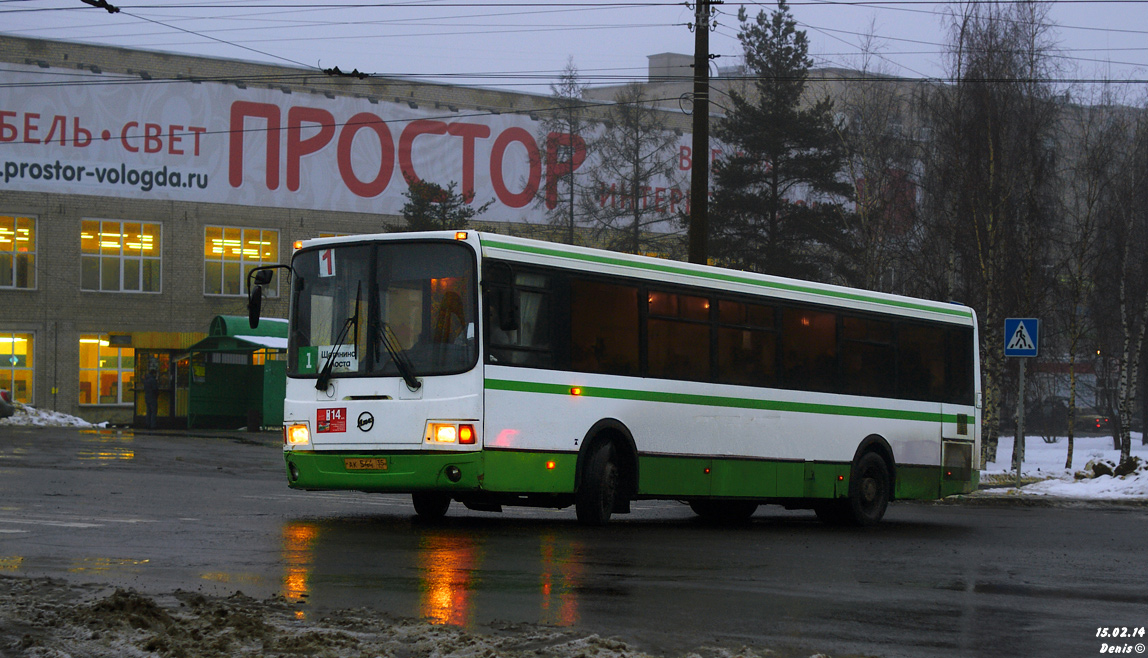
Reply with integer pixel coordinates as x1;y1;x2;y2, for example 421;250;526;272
2;1;1145;97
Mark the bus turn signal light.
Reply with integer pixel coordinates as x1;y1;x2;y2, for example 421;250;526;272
455;231;468;240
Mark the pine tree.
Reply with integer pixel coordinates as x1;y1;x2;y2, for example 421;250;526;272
397;176;492;232
709;1;853;281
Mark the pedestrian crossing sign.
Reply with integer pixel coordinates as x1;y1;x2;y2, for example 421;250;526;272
1004;318;1039;357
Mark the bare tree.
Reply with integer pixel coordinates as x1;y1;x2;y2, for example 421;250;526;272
578;84;686;255
1050;91;1123;468
1092;106;1148;463
835;24;920;292
918;0;1060;467
534;57;594;244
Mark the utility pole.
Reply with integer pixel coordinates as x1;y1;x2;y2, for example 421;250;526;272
687;0;718;265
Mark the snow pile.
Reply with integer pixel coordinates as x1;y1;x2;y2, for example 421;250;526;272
983;433;1148;500
0;403;98;428
0;577;776;658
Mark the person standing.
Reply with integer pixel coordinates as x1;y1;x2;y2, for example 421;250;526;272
143;368;159;429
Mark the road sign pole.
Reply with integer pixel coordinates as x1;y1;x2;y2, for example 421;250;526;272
1004;318;1039;490
1015;359;1026;489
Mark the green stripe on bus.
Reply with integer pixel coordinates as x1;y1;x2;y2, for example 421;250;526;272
486;378;961;424
480;238;972;319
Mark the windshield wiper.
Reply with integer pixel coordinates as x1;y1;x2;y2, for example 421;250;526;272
377;322;421;391
315;281;361;392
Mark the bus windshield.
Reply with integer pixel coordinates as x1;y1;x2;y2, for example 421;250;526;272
288;241;477;379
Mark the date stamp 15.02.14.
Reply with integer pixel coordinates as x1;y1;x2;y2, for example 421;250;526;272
1096;627;1146;654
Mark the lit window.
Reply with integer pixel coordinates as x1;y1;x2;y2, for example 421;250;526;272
78;334;134;405
0;332;33;404
0;215;36;289
80;219;161;292
204;226;279;296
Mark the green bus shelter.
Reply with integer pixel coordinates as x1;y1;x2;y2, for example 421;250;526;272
186;316;288;430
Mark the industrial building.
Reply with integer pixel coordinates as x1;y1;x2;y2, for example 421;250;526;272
0;35;695;425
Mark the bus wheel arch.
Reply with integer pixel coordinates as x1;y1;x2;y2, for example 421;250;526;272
575;419;638;523
852;434;896;498
847;435;895;525
818;435;895;526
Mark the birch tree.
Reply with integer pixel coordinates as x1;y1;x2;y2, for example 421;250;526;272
918;0;1058;467
1052;94;1121;468
1093;107;1148;463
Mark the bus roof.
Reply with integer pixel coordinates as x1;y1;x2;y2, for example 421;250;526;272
294;230;975;325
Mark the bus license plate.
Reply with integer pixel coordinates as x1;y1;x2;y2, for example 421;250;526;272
345;458;388;471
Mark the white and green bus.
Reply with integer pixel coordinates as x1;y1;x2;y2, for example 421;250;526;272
248;230;980;526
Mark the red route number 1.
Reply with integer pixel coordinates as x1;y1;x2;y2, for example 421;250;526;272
319;248;336;277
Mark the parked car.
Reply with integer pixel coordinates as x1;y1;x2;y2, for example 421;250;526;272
0;389;14;419
1074;406;1111;432
1024;396;1110;435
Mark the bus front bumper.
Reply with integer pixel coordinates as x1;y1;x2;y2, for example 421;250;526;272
284;450;483;493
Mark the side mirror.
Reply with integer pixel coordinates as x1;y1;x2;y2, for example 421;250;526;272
245;264;290;329
248;285;263;329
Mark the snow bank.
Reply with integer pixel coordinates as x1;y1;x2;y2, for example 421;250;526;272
0;577;778;658
982;433;1148;500
0;403;99;428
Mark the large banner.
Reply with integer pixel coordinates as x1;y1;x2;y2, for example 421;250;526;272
0;62;696;224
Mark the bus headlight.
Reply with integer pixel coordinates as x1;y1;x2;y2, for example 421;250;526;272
286;423;311;448
432;424;457;443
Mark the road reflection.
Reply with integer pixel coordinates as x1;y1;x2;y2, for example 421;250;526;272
281;521;319;618
278;518;590;628
77;429;135;461
539;533;582;626
418;531;480;625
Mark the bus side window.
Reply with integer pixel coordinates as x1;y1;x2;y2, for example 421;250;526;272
782;308;838;393
647;291;711;382
715;300;777;387
897;324;945;402
945;327;975;405
841;316;895;398
571;279;639;375
486;270;554;367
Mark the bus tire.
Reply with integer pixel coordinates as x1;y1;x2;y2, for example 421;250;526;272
689;500;758;523
576;442;619;525
412;492;451;519
846;451;890;526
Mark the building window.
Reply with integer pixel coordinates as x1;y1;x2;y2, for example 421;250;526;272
81;220;162;292
204;226;279;296
79;335;134;405
0;215;36;289
0;332;33;404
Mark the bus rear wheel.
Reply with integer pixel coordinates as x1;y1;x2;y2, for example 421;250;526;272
412;492;452;519
576;442;619;525
816;452;891;526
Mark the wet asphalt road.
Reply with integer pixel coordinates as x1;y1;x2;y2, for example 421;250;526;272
1;425;1146;657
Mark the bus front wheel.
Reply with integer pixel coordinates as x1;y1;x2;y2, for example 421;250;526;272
576;442;619;525
412;492;452;519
